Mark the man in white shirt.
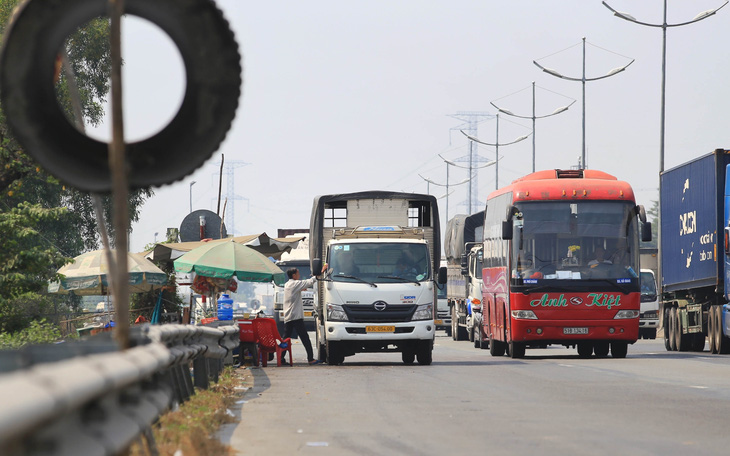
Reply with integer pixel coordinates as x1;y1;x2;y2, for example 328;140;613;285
283;264;326;364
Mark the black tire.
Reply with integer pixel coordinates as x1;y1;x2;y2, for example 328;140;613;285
716;306;730;354
611;341;628;358
489;335;505;357
402;350;415;365
451;307;459;341
668;307;677;351
646;328;657;340
416;341;433;365
0;0;242;192
594;341;610;358
676;308;690;351
663;307;672;351
468;322;475;343
444;325;452;337
315;329;327;362
509;341;526;359
691;332;706;352
326;340;344;365
709;306;718;354
577;342;593;358
473;324;481;348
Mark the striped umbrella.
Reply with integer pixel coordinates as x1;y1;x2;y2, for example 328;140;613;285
48;249;168;295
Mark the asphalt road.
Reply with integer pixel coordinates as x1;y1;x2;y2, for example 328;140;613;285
219;331;730;455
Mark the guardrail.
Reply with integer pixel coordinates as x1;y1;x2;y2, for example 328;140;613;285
0;322;239;456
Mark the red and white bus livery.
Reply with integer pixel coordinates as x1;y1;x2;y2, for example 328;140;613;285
480;169;652;358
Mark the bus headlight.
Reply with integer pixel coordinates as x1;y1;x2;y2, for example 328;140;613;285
511;310;538;320
614;310;639;319
412;304;433;321
327;304;348;321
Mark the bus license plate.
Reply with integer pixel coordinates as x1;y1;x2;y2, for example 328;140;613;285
563;327;588;335
366;326;395;333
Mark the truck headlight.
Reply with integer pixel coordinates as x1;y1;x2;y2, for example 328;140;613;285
511;310;538;320
412;304;433;321
614;310;639;319
327;304;348;321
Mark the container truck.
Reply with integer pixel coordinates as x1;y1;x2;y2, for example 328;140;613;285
309;191;446;365
661;149;730;354
444;212;485;344
482;168;651;358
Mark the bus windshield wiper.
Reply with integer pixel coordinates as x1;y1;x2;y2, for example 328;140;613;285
333;274;377;287
377;275;421;286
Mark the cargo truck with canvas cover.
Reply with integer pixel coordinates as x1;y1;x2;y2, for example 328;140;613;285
660;149;730;354
309;191;445;365
444;212;484;342
482;169;651;359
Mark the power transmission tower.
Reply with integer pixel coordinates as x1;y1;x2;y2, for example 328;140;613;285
210;159;250;236
449;111;494;214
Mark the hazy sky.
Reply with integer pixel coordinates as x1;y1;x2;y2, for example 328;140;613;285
87;1;730;253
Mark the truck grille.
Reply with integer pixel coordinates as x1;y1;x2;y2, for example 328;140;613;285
343;304;416;323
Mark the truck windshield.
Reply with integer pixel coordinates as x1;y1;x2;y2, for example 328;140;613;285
511;201;640;288
329;242;431;283
640;271;657;297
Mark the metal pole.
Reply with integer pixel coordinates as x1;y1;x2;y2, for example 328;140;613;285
658;0;667;316
495;114;500;190
581;37;586;169
445;163;450;222
532;81;536;173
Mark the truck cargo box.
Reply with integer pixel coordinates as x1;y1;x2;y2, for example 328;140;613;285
660;149;730;293
444;211;484;264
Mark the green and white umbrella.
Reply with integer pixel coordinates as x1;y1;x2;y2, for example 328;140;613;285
48;249;168;295
174;240;286;286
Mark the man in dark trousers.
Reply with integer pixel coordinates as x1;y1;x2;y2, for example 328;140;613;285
283;264;326;364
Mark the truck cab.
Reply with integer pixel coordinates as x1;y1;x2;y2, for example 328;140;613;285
639;269;659;339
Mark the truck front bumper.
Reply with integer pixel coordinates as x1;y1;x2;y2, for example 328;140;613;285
325;321;435;341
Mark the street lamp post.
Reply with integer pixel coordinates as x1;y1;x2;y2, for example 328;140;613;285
602;0;727;323
491;82;575;173
461;113;531;189
189;181;196;213
419;173;469;224
435;154;495;219
533;37;634;169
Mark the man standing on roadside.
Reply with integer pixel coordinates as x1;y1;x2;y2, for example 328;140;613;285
283;264;327;365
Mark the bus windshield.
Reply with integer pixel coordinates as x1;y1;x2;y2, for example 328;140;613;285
511;201;639;287
329;242;431;283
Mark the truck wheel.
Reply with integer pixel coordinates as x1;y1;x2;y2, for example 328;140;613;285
594;341;609;358
489;335;505;356
577;342;593;358
451;307;459;341
668;307;677;351
691;333;706;352
709;306;718;354
402;349;415;365
315;329;327;362
714;306;730;355
416;341;433;365
663;308;672;351
468;323;475;343
646;328;657;340
444;326;452;337
326;340;344;365
611;341;628;358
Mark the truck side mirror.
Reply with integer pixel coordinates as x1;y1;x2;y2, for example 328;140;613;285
502;221;513;240
312;258;323;276
438;266;447;284
641;221;652;243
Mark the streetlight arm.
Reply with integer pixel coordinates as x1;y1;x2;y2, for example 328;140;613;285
584;59;634;81
438;153;495;169
533;60;583;82
603;1;728;28
461;129;531;147
492;99;576;120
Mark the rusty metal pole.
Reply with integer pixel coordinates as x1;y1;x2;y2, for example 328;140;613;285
108;0;131;350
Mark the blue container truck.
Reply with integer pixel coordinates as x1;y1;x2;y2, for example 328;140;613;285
661;149;730;353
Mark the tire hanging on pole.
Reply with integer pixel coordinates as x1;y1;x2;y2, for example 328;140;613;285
0;0;242;192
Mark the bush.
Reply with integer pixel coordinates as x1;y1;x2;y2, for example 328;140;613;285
0;319;62;349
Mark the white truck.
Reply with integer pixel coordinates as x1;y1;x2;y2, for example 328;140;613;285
639;269;659;339
309;191;446;365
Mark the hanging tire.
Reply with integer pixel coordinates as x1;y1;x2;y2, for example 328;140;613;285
611;341;628;358
0;0;242;192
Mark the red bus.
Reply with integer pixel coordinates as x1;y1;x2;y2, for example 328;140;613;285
480;169;652;358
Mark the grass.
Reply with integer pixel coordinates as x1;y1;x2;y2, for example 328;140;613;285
130;365;253;456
